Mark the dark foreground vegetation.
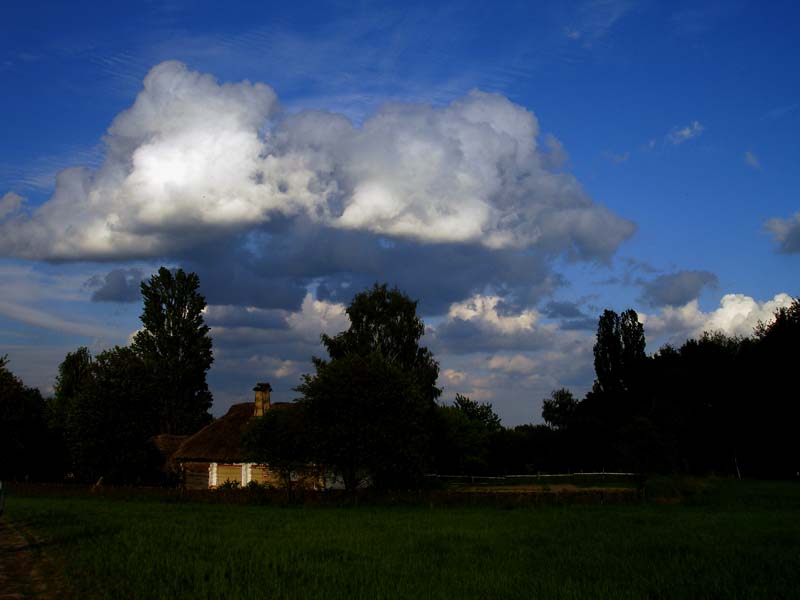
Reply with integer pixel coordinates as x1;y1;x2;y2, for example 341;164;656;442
5;478;800;600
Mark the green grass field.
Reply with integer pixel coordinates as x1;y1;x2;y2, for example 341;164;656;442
5;479;800;599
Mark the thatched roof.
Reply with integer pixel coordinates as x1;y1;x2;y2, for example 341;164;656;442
172;403;254;463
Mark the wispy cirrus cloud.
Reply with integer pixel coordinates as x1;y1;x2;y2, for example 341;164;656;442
604;150;629;164
0;300;121;339
0;144;103;192
744;150;761;170
563;0;636;46
762;103;798;121
666;120;704;145
669;2;745;36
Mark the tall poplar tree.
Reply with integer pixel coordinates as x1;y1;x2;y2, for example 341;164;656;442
132;267;213;434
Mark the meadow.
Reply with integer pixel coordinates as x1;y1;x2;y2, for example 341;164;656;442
5;479;800;599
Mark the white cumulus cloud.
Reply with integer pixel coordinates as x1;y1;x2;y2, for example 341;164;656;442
286;293;349;342
447;294;540;334
640;292;795;345
0;61;634;261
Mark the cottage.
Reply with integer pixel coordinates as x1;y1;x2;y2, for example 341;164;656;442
171;383;284;489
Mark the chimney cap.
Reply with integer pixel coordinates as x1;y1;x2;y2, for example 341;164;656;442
253;382;272;392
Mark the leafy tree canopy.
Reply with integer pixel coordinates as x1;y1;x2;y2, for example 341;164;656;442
243;403;313;496
452;393;502;433
0;355;51;480
593;308;646;396
321;283;440;402
65;346;159;483
131;267;213;435
434;394;503;475
298;284;438;490
298;352;431;490
541;388;578;431
51;346;93;429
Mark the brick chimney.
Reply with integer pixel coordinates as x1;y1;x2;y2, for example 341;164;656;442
253;382;272;416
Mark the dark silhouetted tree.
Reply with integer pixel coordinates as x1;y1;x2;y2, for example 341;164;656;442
0;356;53;480
298;284;438;490
132;267;213;434
748;296;799;477
65;347;159;483
593;308;646;397
243;403;313;498
434;394;502;475
299;353;430;490
50;346;94;438
542;388;578;431
322;283;440;403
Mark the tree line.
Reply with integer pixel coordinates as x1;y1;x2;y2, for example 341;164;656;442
0;267;214;483
1;274;797;487
245;285;799;493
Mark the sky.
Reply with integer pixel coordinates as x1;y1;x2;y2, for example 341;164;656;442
1;0;797;425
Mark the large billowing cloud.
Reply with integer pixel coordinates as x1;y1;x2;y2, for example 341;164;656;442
0;60;634;262
0;60;642;423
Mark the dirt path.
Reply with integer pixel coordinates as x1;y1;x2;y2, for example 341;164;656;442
0;518;68;600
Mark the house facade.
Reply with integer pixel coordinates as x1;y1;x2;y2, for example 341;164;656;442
171;383;283;489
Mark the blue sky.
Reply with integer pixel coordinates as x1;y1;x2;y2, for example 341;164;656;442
1;0;797;424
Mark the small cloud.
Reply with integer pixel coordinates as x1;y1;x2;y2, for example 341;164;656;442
762;103;798;121
640;269;718;307
86;268;144;303
744;150;761;170
604;151;629;164
286;293;349;342
668;4;742;37
566;0;636;47
643;139;657;151
442;368;468;385
0;191;25;218
488;353;537;374
666;121;704;145
245;355;299;379
542;301;584;319
559;317;598;331
765;213;800;254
